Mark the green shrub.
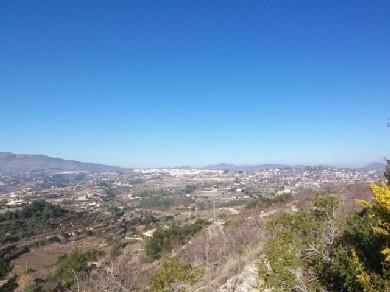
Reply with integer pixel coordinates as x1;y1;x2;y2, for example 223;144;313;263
145;219;209;261
257;194;338;290
246;193;292;209
138;195;194;210
0;200;77;240
318;211;390;291
22;283;45;292
258;191;390;291
151;257;203;292
0;256;11;279
54;249;100;288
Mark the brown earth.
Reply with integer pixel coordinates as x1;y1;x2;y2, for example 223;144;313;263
12;237;109;280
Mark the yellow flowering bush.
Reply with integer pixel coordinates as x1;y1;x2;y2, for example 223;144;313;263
358;182;390;263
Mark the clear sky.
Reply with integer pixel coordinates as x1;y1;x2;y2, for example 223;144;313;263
1;1;389;168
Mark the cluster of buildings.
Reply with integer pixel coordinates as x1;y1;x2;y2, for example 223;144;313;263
0;166;383;215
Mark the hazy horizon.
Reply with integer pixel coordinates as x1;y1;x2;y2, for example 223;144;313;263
0;151;386;169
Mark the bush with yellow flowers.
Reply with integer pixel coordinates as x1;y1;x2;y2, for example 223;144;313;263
318;182;390;291
257;185;390;291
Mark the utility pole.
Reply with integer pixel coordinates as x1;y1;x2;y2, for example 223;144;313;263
212;185;217;223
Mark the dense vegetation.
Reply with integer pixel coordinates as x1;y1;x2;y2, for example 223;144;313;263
0;200;73;243
0;200;68;222
246;193;292;209
151;257;203;292
0;256;10;279
258;193;339;290
53;249;101;289
195;193;292;210
145;219;210;260
138;195;194;210
128;212;159;226
257;183;390;291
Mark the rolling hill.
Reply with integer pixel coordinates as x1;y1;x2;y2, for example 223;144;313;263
0;152;121;172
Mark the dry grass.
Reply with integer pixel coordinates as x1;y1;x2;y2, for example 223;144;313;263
81;243;156;291
11;236;109;280
81;182;370;291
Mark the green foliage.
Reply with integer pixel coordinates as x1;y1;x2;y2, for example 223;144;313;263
313;193;339;220
151;257;203;292
22;283;45;292
246;193;292;209
108;206;125;217
54;249;100;288
319;211;390;291
217;198;250;208
128;212;159;226
145;219;209;261
0;200;67;222
140;213;159;225
200;194;292;210
257;194;338;290
0;200;75;242
0;256;10;279
23;286;43;292
315;183;390;291
139;196;194;210
258;191;390;291
258;211;321;290
184;184;197;194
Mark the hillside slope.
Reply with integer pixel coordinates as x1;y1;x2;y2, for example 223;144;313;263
0;152;121;172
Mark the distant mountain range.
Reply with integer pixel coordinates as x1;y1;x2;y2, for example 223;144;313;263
205;163;290;171
0;152;121;172
0;152;386;172
363;162;386;170
204;162;387;171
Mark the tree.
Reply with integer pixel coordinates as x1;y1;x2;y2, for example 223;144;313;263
385;160;390;185
54;249;100;288
145;220;209;261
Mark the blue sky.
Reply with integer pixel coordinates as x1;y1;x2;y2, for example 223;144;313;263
0;1;389;167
